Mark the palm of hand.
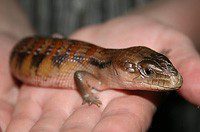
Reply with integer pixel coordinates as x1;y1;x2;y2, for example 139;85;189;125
1;16;200;132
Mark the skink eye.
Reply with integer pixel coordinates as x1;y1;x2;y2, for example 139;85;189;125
140;68;154;77
138;60;160;77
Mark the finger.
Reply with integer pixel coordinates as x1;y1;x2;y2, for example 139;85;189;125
0;86;18;131
6;85;45;132
159;32;200;105
147;29;200;105
69;25;101;42
93;93;157;132
60;90;124;132
178;53;200;105
6;98;41;132
30;90;81;132
60;106;101;132
0;100;13;131
0;34;17;91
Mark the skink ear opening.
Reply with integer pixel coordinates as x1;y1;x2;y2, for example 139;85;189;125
123;60;136;73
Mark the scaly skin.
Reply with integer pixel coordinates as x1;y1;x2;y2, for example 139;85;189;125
10;36;183;106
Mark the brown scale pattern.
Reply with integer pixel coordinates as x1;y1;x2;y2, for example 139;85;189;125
10;36;182;91
10;37;113;88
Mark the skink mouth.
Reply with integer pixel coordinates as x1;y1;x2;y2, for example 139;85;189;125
140;73;183;91
152;73;183;90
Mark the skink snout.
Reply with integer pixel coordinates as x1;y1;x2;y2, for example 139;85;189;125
169;73;183;89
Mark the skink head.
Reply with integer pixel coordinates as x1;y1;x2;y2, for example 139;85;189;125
114;46;183;90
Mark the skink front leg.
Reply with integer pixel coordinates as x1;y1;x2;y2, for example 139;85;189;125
74;71;105;107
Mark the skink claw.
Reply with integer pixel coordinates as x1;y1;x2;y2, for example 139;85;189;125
82;94;102;107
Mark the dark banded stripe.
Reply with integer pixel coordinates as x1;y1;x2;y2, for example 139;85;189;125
31;54;46;68
51;40;72;67
15;37;36;69
30;38;48;70
16;52;30;69
89;57;111;69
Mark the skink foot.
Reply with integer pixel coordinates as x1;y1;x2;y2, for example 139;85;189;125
82;94;102;107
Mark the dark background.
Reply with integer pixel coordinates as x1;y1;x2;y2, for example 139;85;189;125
18;0;200;131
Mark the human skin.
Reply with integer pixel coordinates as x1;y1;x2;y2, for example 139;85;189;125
0;0;200;132
0;0;34;131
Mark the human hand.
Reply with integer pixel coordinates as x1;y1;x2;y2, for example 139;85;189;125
0;34;19;131
71;15;200;105
6;15;200;132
